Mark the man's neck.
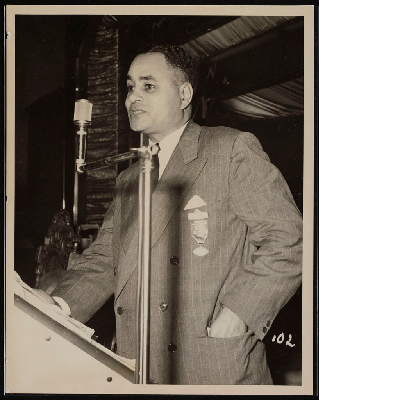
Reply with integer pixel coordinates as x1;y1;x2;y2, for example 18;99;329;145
146;115;191;144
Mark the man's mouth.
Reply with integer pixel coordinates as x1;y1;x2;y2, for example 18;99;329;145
130;109;146;116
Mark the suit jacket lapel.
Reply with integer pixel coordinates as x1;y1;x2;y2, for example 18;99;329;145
116;121;207;300
151;121;208;247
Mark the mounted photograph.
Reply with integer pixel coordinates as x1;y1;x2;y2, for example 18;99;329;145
5;5;316;395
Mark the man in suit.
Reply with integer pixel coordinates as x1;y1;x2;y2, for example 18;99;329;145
36;45;302;384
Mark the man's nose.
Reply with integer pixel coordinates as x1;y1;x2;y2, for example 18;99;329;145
127;89;142;103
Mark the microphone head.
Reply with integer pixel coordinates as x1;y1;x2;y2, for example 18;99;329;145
74;99;92;122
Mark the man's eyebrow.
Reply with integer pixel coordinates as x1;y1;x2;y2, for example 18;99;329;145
126;74;158;82
139;75;157;82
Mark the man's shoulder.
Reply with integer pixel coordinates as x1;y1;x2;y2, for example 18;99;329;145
195;122;266;161
197;123;260;151
199;123;242;138
197;123;243;149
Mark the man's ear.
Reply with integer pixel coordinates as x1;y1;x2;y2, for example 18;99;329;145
179;82;193;110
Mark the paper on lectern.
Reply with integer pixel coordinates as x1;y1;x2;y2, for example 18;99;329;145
14;272;95;340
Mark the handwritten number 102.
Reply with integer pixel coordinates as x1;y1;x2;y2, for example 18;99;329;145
272;333;295;347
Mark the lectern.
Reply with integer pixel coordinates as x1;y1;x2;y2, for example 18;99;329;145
7;278;137;394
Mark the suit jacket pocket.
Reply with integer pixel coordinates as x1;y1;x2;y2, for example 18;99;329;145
193;331;267;384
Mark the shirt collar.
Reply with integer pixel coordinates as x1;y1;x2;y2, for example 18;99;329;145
149;122;188;149
149;122;188;177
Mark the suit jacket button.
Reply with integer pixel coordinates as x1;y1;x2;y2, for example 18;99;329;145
263;326;268;334
114;267;117;276
170;256;179;265
117;306;124;315
159;302;168;312
168;343;177;353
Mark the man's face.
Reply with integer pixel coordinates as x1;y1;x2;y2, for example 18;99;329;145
125;53;185;138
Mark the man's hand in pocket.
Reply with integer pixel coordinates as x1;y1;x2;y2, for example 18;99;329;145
208;306;247;338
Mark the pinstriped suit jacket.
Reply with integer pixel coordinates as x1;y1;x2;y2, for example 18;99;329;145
52;120;303;385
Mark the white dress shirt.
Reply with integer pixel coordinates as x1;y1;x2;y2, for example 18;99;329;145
149;122;188;179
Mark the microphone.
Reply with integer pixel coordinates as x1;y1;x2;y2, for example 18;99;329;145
74;99;92;173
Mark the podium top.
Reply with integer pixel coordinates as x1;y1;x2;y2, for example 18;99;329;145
12;272;136;385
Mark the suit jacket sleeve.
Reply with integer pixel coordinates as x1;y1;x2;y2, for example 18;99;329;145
219;132;303;341
50;177;120;323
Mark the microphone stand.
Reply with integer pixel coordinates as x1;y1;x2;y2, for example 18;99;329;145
77;148;146;172
78;146;157;384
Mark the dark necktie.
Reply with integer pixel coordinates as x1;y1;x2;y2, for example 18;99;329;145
150;143;160;192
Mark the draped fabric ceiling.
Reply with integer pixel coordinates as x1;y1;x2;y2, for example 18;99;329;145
181;16;303;119
220;78;304;119
181;16;296;59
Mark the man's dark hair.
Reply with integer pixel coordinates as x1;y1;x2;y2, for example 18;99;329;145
143;44;198;89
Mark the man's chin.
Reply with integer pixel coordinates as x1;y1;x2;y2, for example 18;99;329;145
129;122;148;133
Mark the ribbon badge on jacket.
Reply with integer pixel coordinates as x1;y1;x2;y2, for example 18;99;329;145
184;195;209;256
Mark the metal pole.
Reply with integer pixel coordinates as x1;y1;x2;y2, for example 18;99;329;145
140;153;153;384
134;148;155;384
73;171;79;226
134;160;143;384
